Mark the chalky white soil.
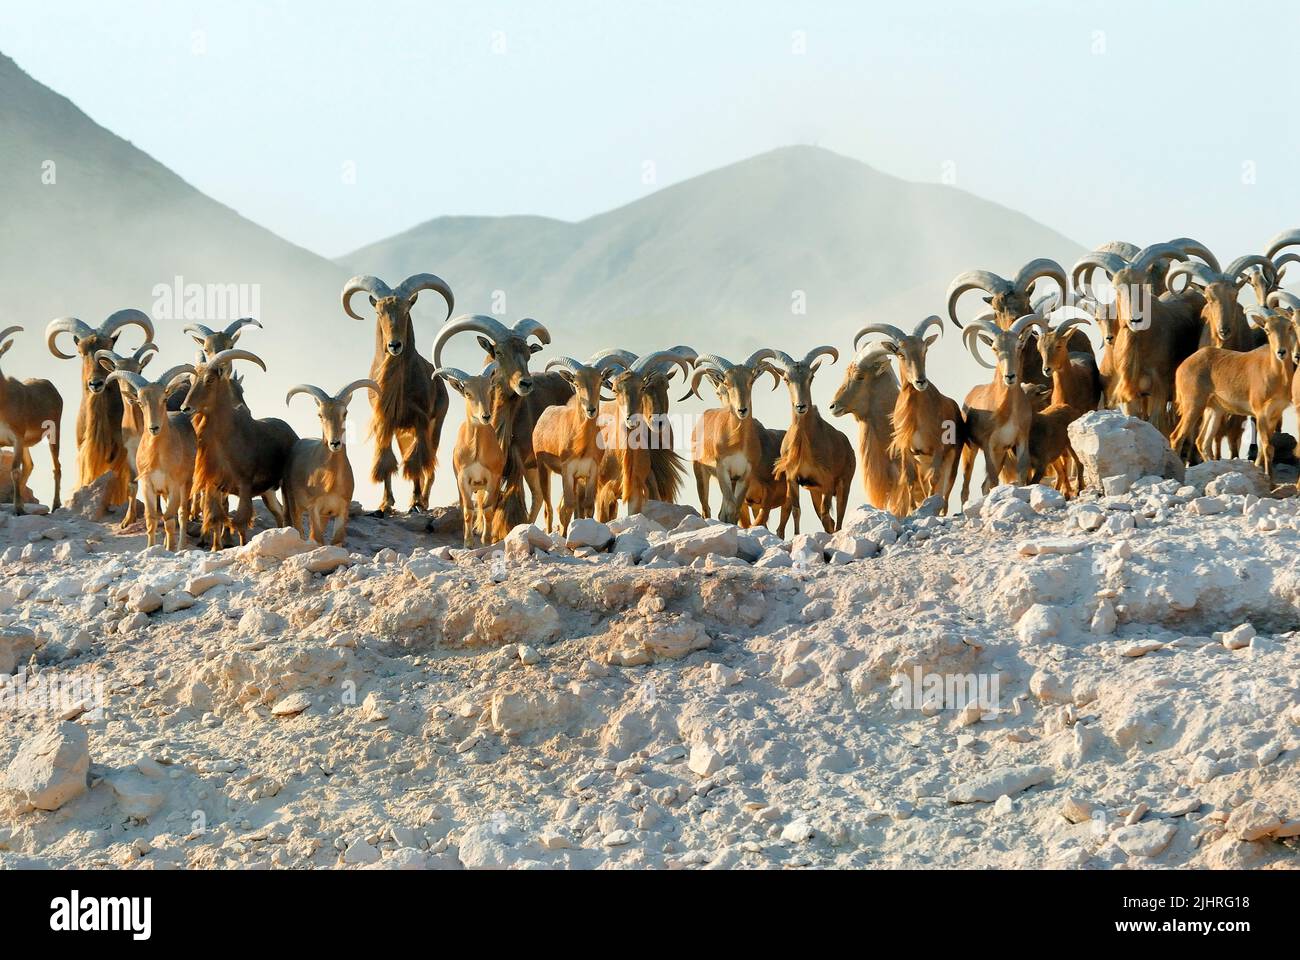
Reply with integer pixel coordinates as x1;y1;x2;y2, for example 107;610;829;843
1;461;1298;870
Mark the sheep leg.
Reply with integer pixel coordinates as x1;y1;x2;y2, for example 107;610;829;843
9;440;26;515
457;477;473;548
372;430;398;515
693;461;711;519
560;469;577;536
814;489;835;534
729;469;752;526
524;465;544;525
535;463;554;532
177;480;190;551
141;476;160;548
262;488;286;527
1014;438;1030;486
231;487;255;545
47;430;62;511
1255;410;1276;479
958;442;976;510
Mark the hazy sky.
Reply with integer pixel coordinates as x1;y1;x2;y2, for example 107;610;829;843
3;0;1297;258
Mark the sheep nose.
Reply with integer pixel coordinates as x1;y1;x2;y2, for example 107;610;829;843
914;380;928;391
180;405;193;414
329;440;342;451
795;403;808;415
736;407;749;418
149;425;161;435
518;378;534;393
585;406;597;418
1004;374;1016;385
386;341;403;355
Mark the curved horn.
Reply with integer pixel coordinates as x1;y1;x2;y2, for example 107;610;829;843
133;342;159;364
99;308;154;345
341;275;395;321
1012;258;1068;297
1129;242;1191;276
1266;290;1300;313
1051;314;1092;338
912;315;944;342
1010;313;1048;338
92;348;124;370
45;317;96;359
1165;238;1220;274
286;384;332;406
1165;260;1222;292
393;273;455;320
432;314;513;368
511;317;551;347
182;323;217;341
431;366;477;385
679;366;719;403
544;356;589;378
223;317;263;340
802;345;839;367
155;363;196;390
763;350;800;375
852;324;909;350
1223;255;1277;290
1071;251;1128;295
1264;228;1300;262
588;348;638;372
945;270;1013;327
631;350;694;383
335;378;380;404
694;354;736;374
743;348;777;370
105;370;150;394
0;325;22;347
962;323;999;370
206;348;267;372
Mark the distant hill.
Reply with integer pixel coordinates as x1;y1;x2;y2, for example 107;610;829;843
2;48;1084;511
342;144;1086;504
0;52;369;503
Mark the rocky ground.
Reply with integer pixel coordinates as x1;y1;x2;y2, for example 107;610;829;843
1;412;1298;870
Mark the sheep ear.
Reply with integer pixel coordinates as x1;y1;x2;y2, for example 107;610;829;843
139;353;153;370
476;336;495;357
0;341;11;359
925;334;940;347
529;342;543;354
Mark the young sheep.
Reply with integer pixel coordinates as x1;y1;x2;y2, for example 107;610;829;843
283;380;379;545
1169;306;1294;478
0;326;63;514
436;364;508;547
105;365;198;550
531;354;628;534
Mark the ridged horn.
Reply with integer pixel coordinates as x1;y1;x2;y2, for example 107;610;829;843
45;317;96;359
946;270;1013;327
392;274;454;319
852;323;909;351
336;379;380;403
341;275;395;321
286;384;332;406
98;308;154;345
432;314;513;368
223;317;263;340
205;348;266;372
105;370;150;394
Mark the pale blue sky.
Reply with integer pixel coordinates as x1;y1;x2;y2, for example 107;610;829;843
3;0;1297;257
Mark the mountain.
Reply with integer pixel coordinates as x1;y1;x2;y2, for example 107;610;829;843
0;52;360;502
341;146;1086;485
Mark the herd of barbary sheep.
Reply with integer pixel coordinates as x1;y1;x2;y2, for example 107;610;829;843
3;231;1300;550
